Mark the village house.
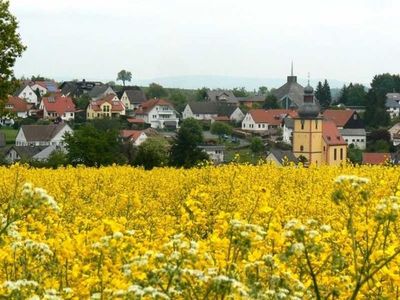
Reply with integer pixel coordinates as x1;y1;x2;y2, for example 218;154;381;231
86;94;126;119
182;102;244;123
120;130;148;146
29;82;48;96
385;93;400;118
5;145;67;163
13;85;38;105
198;145;225;164
39;95;76;121
134;99;179;129
88;85;116;100
119;89;147;111
206;90;238;105
322;109;366;150
266;149;298;166
282;116;295;144
5;96;32;118
237;95;266;108
389;123;400;146
362;153;392;165
242;109;296;132
292;85;347;166
60;80;103;98
15;123;72;147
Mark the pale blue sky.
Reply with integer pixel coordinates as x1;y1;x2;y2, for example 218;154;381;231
9;0;400;87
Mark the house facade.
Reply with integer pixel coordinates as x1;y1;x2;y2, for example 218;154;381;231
30;83;48;96
389;123;400;146
120;89;147;111
5;145;66;163
242;109;296;132
15;123;73;147
120;130;148;146
206;90;238;105
5;96;31;118
39;95;76;121
198;145;225;164
13;85;38;105
135;99;179;129
385;93;400;118
182;102;244;123
88;85;116;100
87;95;126;119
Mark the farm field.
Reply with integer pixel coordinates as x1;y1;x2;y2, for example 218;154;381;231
1;164;400;299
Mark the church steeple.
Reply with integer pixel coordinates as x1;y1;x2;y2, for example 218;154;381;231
287;61;297;83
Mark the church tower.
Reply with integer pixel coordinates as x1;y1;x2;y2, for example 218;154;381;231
292;83;323;165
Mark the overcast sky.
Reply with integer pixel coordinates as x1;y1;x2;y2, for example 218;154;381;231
9;0;400;86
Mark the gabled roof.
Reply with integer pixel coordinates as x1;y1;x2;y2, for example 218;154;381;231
386;93;400;101
363;153;391;165
136;99;173;114
187;102;238;116
42;96;76;115
273;77;305;107
123;89;147;104
322;120;347;146
127;118;145;124
206;90;238;104
237;95;266;103
88;85;114;98
89;94;124;112
6;96;29;113
20;123;69;142
7;146;48;160
269;149;298;164
13;85;32;97
385;98;400;109
323;109;356;127
339;128;366;136
120;130;145;142
31;81;58;92
248;109;297;125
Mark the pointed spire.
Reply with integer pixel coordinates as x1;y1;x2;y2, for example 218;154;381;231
291;61;294;76
307;72;310;86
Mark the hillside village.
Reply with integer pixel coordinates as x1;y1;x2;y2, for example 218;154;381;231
1;70;400;167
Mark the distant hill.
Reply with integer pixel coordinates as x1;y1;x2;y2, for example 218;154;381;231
133;75;347;91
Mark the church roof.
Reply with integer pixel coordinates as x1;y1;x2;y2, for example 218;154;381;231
273;76;305;107
322;121;347;146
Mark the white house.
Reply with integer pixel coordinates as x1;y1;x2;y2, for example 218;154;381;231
340;129;367;150
120;89;147;111
120;130;148;146
282;116;294;144
30;83;48;96
242;109;295;132
15;123;73;147
385;94;400;119
198;145;225;164
88;85;116;101
182;102;244;123
389;123;400;146
5;145;67;163
39;95;76;121
13;85;38;105
135;99;179;129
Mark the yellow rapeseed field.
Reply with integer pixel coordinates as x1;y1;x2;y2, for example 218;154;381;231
1;163;400;299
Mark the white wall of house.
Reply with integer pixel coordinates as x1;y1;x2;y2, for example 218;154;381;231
16;125;73;146
134;132;148;146
241;114;269;131
17;86;38;105
182;105;217;120
143;105;179;129
387;107;400;119
30;84;47;96
5;148;20;163
283;125;293;145
343;134;366;150
121;92;132;110
230;108;245;122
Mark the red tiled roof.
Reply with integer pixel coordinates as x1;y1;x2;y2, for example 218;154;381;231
6;96;29;112
323;109;355;127
136;98;173;114
322;120;347;146
42;96;76;115
248;109;297;125
120;130;144;142
90;94;125;112
127;118;145;124
363;153;391;165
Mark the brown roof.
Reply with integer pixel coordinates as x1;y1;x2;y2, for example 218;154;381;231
21;123;69;142
6;96;29;113
120;130;144;142
248;109;297;125
90;94;125;112
323;109;355;127
136;98;173;114
322;121;347;146
42;96;76;115
362;153;391;165
127;118;145;124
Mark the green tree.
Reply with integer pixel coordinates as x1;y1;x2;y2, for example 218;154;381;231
168;91;187;113
263;94;279;109
258;86;269;95
347;145;363;164
134;137;169;170
232;87;248;97
364;89;390;128
339;83;367;106
210;122;233;138
315;80;331;107
75;94;91;110
250;137;264;154
370;73;400;97
64;124;125;166
196;87;209;101
46;150;68;168
0;0;26;101
147;83;168;99
116;70;132;86
170;118;209;168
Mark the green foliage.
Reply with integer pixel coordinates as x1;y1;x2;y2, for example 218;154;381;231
367;129;393;153
364;90;390;129
168;91;187;113
370;73;400;97
0;128;17;144
147;83;168;99
75;94;91;110
116;70;132;86
347;146;363;164
315;79;331;107
170;118;209;168
258;86;269;95
339;83;367;106
263;94;279;109
195;87;209;101
134;137;169;170
232;87;249;97
0;0;26;101
250;137;264;154
210;122;233;137
64;124;125;167
45;150;68;168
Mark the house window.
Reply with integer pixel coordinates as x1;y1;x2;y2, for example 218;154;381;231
243;124;246;128
340;148;343;160
301;120;305;130
258;124;261;128
334;149;337;160
300;145;304;151
315;120;318;129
